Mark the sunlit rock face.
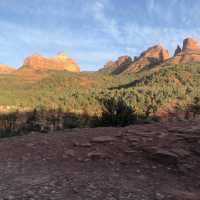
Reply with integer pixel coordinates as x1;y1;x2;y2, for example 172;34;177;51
20;53;80;73
102;45;171;74
182;37;199;51
0;64;16;74
122;44;170;73
138;45;170;61
102;37;200;74
166;37;200;65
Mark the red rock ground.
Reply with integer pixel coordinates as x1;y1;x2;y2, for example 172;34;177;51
0;121;200;200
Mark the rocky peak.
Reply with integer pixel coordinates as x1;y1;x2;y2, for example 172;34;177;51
103;56;133;74
121;44;170;74
104;60;117;68
113;56;133;74
104;56;132;69
182;37;199;51
115;56;132;66
174;45;182;56
50;52;70;61
139;44;170;62
163;37;200;65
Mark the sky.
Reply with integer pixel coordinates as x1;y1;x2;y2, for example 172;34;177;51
1;0;200;71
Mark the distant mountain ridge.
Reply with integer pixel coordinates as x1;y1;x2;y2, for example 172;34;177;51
102;37;200;74
1;37;200;76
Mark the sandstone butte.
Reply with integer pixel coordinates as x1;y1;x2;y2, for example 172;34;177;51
17;53;80;74
0;64;16;75
165;37;200;65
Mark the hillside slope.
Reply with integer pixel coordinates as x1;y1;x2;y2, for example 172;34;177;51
0;62;200;120
1;38;200;122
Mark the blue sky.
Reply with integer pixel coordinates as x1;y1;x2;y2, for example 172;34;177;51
1;0;200;71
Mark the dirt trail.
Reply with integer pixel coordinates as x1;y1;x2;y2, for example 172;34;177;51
0;121;200;200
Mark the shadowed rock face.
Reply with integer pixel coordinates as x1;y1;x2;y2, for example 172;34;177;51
19;53;80;73
174;45;182;56
0;64;16;75
104;56;133;74
122;45;170;73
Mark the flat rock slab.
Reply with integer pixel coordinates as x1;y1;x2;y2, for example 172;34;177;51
87;152;109;160
171;148;190;157
151;149;179;165
168;190;200;200
91;136;116;143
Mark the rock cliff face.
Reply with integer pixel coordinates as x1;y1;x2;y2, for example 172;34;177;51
103;56;132;74
166;37;200;65
0;64;16;75
102;37;200;74
122;45;170;74
174;45;182;56
182;37;199;51
18;53;80;73
103;45;170;74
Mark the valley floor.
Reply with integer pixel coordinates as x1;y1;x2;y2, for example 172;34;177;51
0;121;200;200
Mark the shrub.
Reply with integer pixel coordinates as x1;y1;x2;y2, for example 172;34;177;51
190;97;200;118
99;97;138;127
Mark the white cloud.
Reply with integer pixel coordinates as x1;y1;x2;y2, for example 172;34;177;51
0;18;124;69
1;0;200;70
87;0;122;43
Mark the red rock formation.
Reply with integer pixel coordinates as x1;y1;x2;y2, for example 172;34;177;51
0;64;16;75
103;56;133;74
174;45;182;56
139;45;170;61
18;53;80;74
123;45;170;73
182;37;199;51
115;56;132;67
165;37;200;65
